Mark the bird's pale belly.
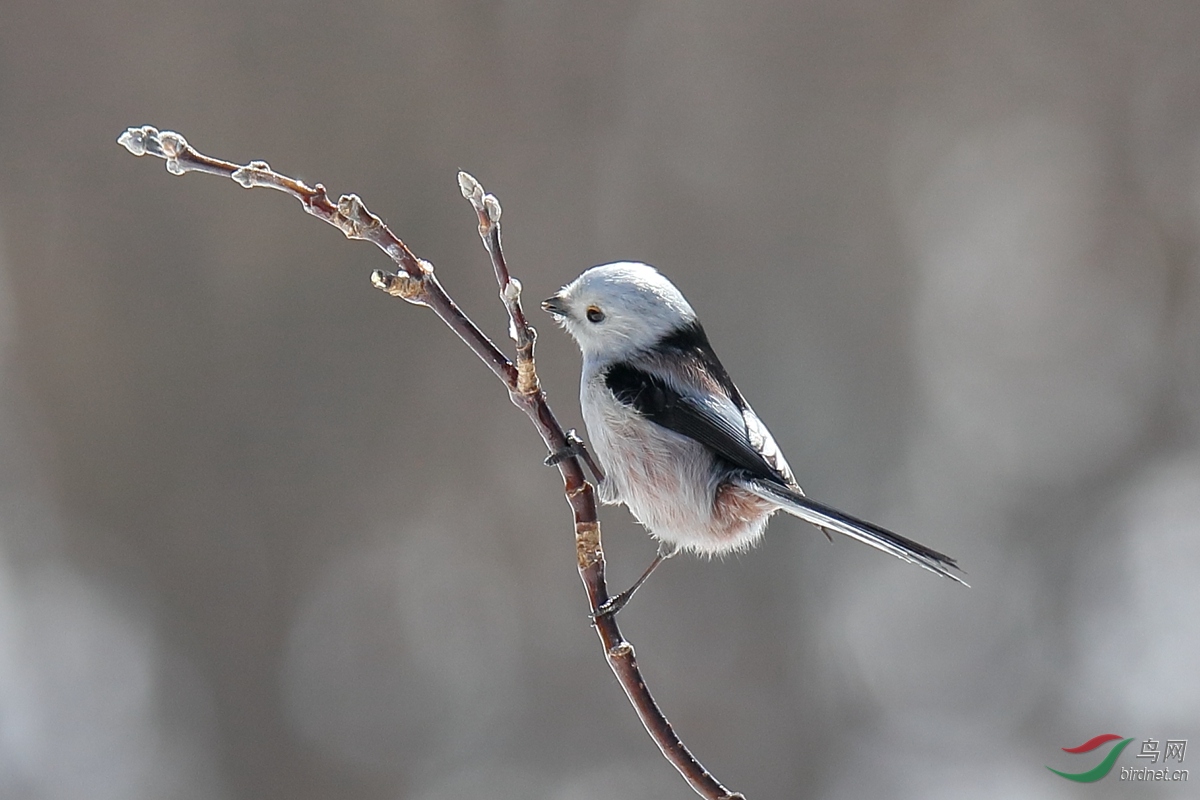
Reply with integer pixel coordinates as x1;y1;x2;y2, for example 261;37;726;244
585;400;776;555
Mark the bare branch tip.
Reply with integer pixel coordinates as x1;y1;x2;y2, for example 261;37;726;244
118;124;186;156
458;170;482;196
117;125;156;156
458;171;485;208
118;126;196;175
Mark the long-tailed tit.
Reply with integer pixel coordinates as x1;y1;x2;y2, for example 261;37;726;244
542;262;965;614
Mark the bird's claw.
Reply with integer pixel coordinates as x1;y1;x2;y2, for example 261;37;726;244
545;429;586;466
589;590;633;623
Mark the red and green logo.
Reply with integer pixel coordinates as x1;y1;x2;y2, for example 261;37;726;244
1047;734;1135;782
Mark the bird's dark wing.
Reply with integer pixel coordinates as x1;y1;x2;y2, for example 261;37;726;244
604;361;788;483
605;321;796;484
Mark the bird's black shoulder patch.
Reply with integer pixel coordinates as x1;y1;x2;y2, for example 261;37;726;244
655;320;744;408
604;362;673;416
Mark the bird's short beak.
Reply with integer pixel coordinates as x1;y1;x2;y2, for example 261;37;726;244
541;294;568;318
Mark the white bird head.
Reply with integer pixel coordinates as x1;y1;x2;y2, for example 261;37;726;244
542;262;697;362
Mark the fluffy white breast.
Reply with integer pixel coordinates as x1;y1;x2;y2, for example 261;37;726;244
580;370;772;555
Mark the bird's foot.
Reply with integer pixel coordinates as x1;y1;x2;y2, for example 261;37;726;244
590;589;634;622
544;429;586;466
588;544;678;622
545;430;606;484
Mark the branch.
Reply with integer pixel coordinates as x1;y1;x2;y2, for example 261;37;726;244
118;126;745;800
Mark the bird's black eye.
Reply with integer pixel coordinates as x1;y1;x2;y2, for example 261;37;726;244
586;306;605;323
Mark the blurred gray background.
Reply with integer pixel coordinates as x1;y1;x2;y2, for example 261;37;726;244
1;2;1197;798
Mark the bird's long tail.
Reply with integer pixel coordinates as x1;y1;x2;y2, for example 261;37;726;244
734;476;968;586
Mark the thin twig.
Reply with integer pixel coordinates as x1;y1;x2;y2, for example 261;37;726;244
118;126;745;800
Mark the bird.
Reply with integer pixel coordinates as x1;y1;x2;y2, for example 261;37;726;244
541;261;966;615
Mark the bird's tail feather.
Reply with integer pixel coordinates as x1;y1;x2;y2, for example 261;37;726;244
735;476;968;586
